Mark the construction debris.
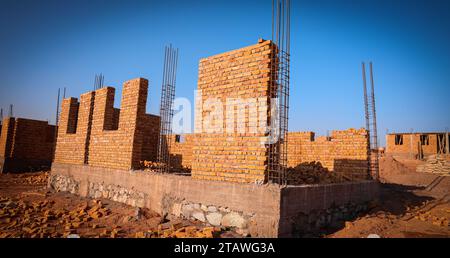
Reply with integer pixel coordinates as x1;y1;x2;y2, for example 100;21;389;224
0;191;226;238
0;197;111;238
134;226;219;239
12;172;49;185
286;162;347;185
416;155;450;175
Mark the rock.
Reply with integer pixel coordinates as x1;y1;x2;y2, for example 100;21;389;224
172;203;182;217
207;206;218;212
222;212;247;229
181;205;194;218
200;204;208;212
192;211;206;222
206;212;222;226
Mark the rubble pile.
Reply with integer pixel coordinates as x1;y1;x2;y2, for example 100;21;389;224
287;162;347;185
139;161;191;175
0;196;223;238
135;224;220;238
0;197;111;238
140;161;161;171
412;210;449;227
12;172;49;185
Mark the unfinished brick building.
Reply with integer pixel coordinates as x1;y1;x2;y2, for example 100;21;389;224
386;132;449;159
0;117;56;173
53;78;160;170
49;40;378;237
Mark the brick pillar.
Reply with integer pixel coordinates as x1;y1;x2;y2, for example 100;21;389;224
124;78;148;169
58;98;79;135
91;87;115;133
120;78;148;133
54;92;95;165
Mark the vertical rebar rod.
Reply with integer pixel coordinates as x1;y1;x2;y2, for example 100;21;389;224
268;0;290;185
362;63;370;132
9;104;13;117
55;88;61;144
362;62;371;179
56;88;60;126
157;44;179;173
369;62;379;180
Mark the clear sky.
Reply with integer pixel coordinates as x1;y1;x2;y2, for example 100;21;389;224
1;0;449;146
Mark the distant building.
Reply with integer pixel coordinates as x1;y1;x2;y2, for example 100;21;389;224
386;132;449;159
0;117;56;173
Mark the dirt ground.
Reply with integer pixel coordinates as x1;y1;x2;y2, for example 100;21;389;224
1;157;449;238
327;156;449;238
0;172;236;238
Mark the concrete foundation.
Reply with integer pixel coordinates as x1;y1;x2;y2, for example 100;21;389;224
49;163;379;237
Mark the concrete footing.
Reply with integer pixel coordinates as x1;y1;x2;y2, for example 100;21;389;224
49;163;379;237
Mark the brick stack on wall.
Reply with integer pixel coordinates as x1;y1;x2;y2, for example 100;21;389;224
0;117;56;173
287;128;369;180
192;39;276;183
54;78;160;170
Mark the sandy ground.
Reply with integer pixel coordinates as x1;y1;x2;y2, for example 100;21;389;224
0;172;236;238
327;157;449;238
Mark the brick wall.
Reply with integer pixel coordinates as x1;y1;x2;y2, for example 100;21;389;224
140;114;160;162
0;117;56;173
287;128;369;179
168;134;194;169
54;77;160;170
192;39;275;183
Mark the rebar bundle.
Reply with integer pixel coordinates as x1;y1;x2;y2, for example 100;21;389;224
157;45;179;173
8;104;13;117
362;62;379;180
93;73;105;90
267;0;291;185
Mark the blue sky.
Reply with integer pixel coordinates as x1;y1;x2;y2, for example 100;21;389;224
0;0;449;146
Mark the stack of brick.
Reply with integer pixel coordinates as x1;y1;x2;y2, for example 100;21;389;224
192;39;276;183
287;128;369;180
54;78;160;171
0;117;56;173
